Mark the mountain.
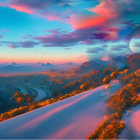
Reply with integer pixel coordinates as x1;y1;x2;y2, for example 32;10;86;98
56;62;79;70
0;62;58;74
127;53;140;70
0;63;30;73
40;63;57;69
112;56;128;69
75;55;130;74
0;80;120;139
65;62;77;66
75;60;108;73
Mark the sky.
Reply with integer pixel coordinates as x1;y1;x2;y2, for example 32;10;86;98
0;0;140;64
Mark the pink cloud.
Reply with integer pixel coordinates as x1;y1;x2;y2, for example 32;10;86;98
69;14;108;29
0;2;7;7
8;43;14;49
104;30;118;40
40;15;59;21
69;0;118;29
47;16;58;21
101;56;112;61
88;1;117;18
77;55;88;62
10;5;34;14
8;4;61;21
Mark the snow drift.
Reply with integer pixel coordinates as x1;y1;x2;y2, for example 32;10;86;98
120;103;140;139
0;80;120;139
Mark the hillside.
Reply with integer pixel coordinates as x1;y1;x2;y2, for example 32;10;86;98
0;80;120;139
120;102;140;139
0;75;53;113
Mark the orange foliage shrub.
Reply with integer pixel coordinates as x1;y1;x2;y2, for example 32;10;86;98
110;71;119;79
16;97;25;104
80;81;91;90
106;95;122;113
103;75;111;84
88;113;124;139
0;112;10;121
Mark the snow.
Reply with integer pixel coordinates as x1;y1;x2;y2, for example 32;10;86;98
120;104;140;139
34;88;48;101
0;80;120;139
18;85;47;101
27;83;48;101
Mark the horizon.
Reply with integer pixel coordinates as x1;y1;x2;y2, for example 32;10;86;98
0;61;82;65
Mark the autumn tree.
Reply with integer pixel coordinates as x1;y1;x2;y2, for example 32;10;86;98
103;75;111;84
110;71;119;79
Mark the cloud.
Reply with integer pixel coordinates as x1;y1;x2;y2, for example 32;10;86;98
30;0;140;46
70;0;117;29
0;35;3;39
64;47;72;50
21;35;33;39
9;0;69;9
1;27;100;48
101;56;112;61
0;0;140;51
0;1;7;7
69;14;108;30
86;47;104;53
69;0;140;41
2;25;136;49
111;44;128;51
3;41;38;48
33;25;121;47
3;0;73;21
9;4;33;14
77;54;88;62
92;30;118;41
34;28;97;47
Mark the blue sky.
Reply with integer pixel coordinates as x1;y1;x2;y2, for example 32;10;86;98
0;0;139;64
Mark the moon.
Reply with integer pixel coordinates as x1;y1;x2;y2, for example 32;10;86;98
129;37;140;53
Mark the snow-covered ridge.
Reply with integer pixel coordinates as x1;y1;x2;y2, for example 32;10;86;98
0;80;120;139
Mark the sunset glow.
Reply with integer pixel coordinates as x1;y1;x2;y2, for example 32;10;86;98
0;0;139;64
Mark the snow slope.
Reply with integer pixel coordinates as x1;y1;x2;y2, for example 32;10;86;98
0;80;120;139
120;103;140;139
